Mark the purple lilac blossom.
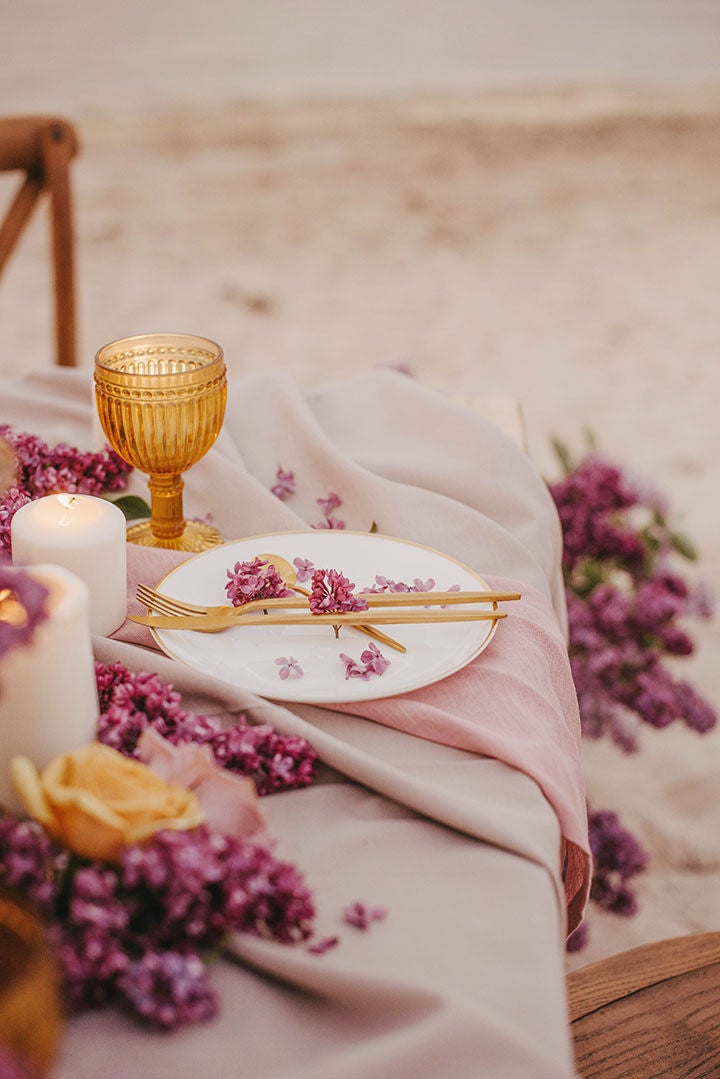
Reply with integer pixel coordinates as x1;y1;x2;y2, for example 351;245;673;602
275;656;303;680
271;466;296;501
307;935;340;956
343;901;388;930
316;492;342;517
308;569;369;615
225;557;293;607
292;557;315;583
95;661;318;795
0;425;131;557
312;515;345;530
1;809;316;1026
339;643;390;681
116;949;218;1030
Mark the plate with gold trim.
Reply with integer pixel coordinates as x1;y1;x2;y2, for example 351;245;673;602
150;530;500;704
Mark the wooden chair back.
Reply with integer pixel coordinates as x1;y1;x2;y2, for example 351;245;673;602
0;116;79;367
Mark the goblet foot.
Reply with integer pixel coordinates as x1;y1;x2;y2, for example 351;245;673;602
126;519;224;552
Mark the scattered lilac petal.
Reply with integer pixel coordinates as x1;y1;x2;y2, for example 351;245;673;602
316;491;342;516
274;656;304;680
307;935;340;956
339;644;390;680
271;466;296;501
292;557;315;582
343;901;388;930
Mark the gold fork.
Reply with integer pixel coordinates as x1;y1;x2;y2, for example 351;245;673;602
136;583;409;653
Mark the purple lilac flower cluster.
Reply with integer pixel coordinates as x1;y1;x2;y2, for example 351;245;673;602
566;807;648;953
0;813;315;1029
225;557;293;608
550;446;716;950
308;569;369;615
0;424;131;557
95;661;318;796
548;451;716;751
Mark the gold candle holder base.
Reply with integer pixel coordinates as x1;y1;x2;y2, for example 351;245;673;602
126;518;224;552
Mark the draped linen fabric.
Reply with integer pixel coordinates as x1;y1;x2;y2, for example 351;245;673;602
0;368;588;1078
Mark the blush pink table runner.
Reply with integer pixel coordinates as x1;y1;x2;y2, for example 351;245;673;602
1;367;589;1078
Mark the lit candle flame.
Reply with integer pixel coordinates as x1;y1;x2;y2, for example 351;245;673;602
57;493;78;526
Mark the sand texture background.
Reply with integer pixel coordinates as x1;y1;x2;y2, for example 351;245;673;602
1;1;720;969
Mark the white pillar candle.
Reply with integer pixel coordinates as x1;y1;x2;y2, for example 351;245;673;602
0;564;99;812
11;494;127;636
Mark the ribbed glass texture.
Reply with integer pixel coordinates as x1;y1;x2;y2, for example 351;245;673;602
94;333;227;476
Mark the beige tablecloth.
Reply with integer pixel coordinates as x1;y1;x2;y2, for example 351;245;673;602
1;367;587;1078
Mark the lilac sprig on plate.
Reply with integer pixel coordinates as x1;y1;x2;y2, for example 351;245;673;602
225;557;293;607
308;568;369;615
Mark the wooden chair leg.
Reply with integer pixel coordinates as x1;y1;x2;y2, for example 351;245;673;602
0;176;44;270
40;121;77;367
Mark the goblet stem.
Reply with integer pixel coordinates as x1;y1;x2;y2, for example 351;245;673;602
147;473;185;542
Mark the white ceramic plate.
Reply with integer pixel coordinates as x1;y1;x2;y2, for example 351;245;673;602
151;530;499;704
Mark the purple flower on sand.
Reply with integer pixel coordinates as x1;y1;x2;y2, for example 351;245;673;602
309;568;368;615
275;656;303;681
225;557;293;607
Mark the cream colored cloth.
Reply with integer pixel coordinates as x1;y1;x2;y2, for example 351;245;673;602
1;368;586;1077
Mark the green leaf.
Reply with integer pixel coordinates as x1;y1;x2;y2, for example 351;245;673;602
582;428;598;454
107;494;151;521
670;532;698;562
550;437;575;475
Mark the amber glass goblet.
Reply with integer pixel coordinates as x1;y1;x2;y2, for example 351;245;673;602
94;333;227;551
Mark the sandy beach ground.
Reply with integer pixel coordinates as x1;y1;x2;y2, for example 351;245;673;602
1;1;720;969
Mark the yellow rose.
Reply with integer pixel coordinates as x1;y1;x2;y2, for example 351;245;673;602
10;743;205;862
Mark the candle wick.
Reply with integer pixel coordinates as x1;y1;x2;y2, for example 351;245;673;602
57;493;79;526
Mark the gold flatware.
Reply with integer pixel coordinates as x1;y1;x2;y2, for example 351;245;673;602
130;608;507;632
137;580;409;654
136;582;520;619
